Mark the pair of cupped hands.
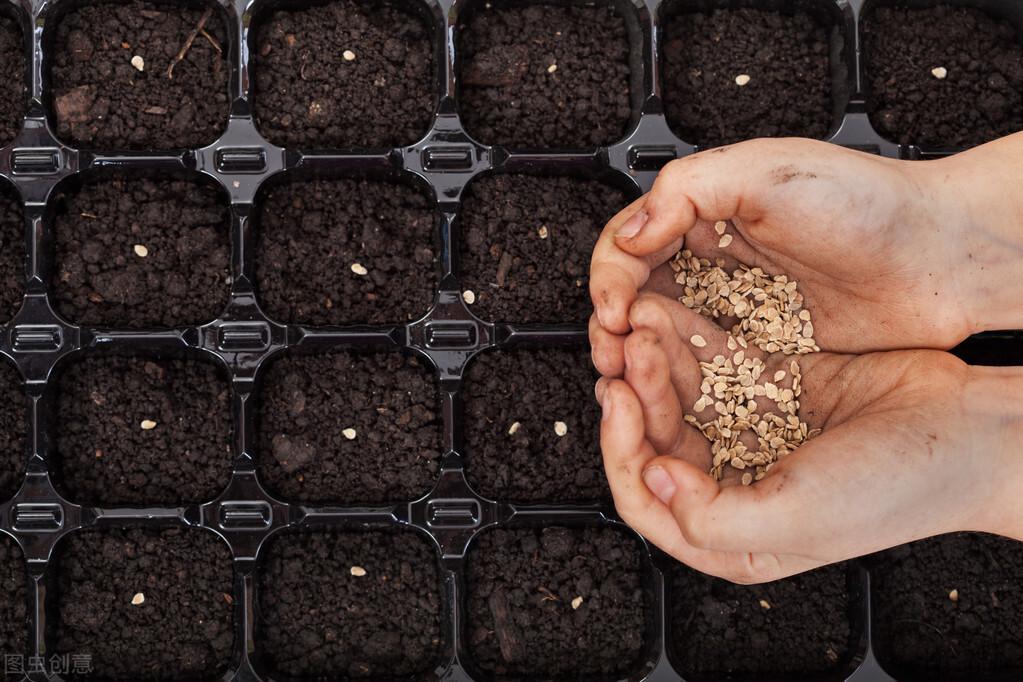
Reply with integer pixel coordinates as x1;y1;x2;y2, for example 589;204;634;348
588;134;1023;584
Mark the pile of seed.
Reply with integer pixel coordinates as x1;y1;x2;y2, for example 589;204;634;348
672;224;821;484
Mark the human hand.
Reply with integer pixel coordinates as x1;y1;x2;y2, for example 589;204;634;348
589;136;1023;379
596;293;1023;583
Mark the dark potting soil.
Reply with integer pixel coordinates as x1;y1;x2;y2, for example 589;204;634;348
0;535;27;662
52;176;230;328
257;352;441;504
50;0;229;149
54;356;231;506
0;187;23;324
256;178;437;326
251;0;435;149
662;7;834;146
463;348;605;502
459;174;628;323
52;527;234;680
872;533;1023;678
466;526;649;679
863;6;1023;148
458;3;633;148
670;563;853;676
0;359;24;503
0;15;24;147
257;530;443;679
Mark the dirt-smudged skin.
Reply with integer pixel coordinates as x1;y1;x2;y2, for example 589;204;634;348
53;527;234;679
662;7;833;146
670;563;852;675
256;178;437;326
863;6;1023;147
459;174;628;323
52;177;230;328
0;535;27;659
257;530;443;678
466;526;649;678
251;0;435;149
872;533;1023;677
55;356;231;506
257;352;441;504
463;348;605;502
50;0;229;149
459;3;632;148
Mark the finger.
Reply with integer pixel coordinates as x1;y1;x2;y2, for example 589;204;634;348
589;313;626;378
644;412;965;561
623;328;684;454
590;197;684;335
628;294;702;408
601;381;825;582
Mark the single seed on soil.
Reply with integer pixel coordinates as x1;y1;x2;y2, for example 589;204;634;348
342;50;356;61
508;421;521;435
351;263;368;276
350;566;366;577
759;599;771;609
133;244;149;258
140;419;157;430
735;74;751;86
342;428;357;440
130;55;145;71
931;66;948;80
718;233;733;248
690;334;707;348
554;421;568;437
949;588;959;602
547;64;557;73
131;592;145;605
538;225;549;239
571;596;584;610
222;593;233;605
462;290;476;305
714;220;727;235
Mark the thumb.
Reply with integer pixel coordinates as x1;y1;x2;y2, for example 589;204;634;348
641;455;720;546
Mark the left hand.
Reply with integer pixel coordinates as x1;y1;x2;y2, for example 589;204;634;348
596;293;1023;583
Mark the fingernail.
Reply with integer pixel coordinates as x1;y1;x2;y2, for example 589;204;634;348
643;466;677;504
615;210;648;239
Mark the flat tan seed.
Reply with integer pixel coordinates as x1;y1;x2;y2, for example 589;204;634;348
690;334;707;348
462;290;476;305
342;428;357;440
949;589;959;602
131;55;145;71
554;421;568;437
931;66;948;79
735;74;751;86
547;63;558;73
718;234;733;249
133;244;149;257
350;566;367;577
741;472;753;486
759;599;771;609
508;421;521;435
774;370;786;382
131;592;145;605
351;263;368;276
571;596;584;610
140;419;157;430
714;220;727;235
343;50;357;61
538;225;549;239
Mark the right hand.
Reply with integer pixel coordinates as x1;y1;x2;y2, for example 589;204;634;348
588;136;1023;378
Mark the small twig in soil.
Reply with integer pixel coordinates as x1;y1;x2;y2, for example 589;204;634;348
167;8;213;80
537;586;559;602
199;28;222;55
488;588;525;663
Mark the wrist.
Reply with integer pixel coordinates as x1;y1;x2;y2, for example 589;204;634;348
930;142;1023;335
961;366;1023;539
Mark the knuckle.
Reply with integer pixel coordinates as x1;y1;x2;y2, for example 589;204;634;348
676;512;710;550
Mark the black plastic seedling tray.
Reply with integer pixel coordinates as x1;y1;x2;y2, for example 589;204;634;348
0;0;1021;679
